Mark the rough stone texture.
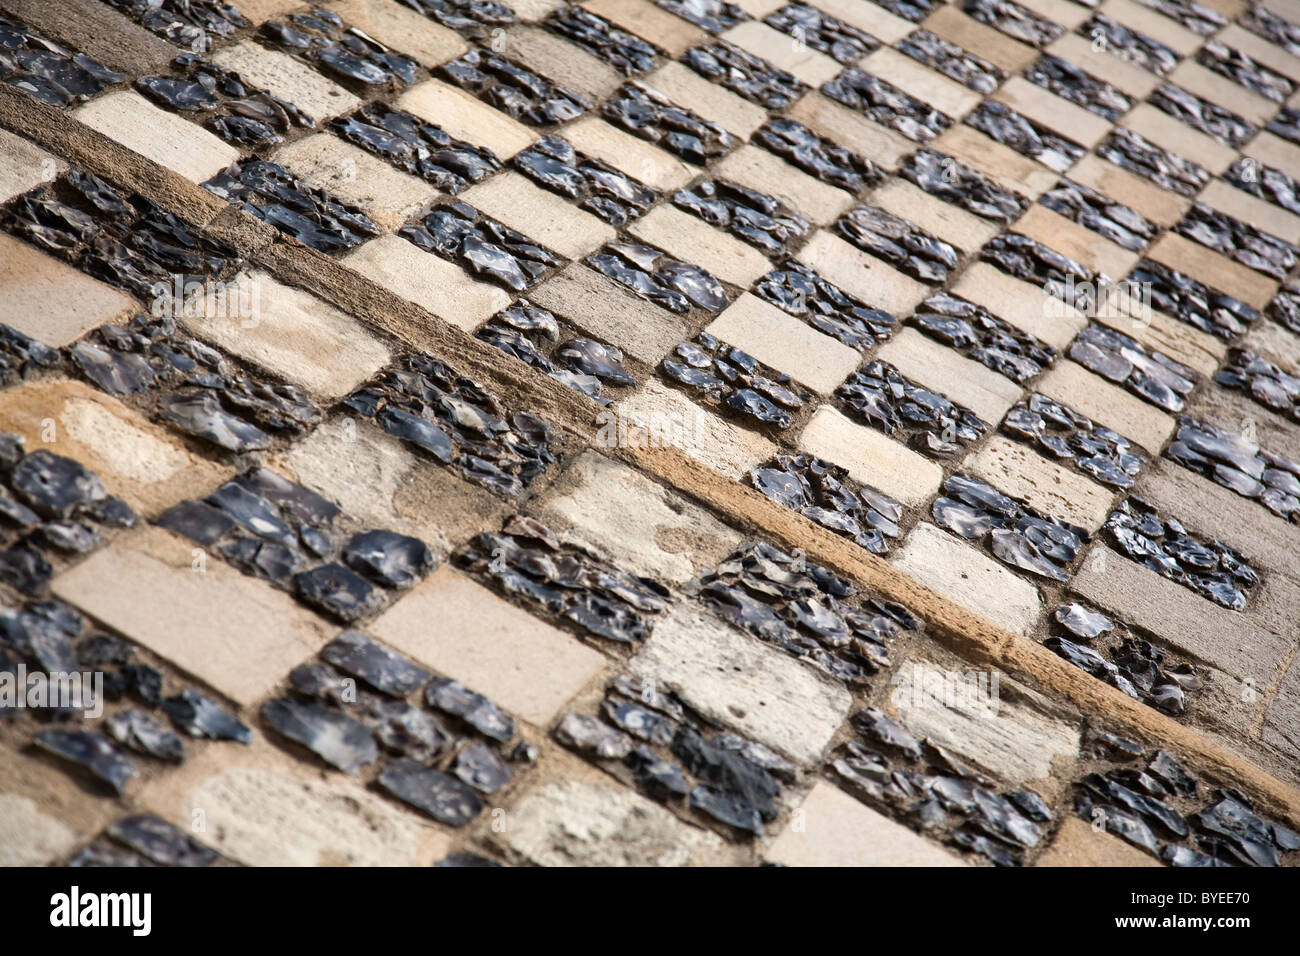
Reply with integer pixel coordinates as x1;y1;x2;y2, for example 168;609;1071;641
644;61;769;140
797;230;929;316
0;378;228;516
561;116;698;190
1199;179;1300;247
529;263;688;364
1119;104;1238;176
862;47;983;120
461;171;616;260
1148;233;1277;311
871;179;1000;253
501;777;723;865
720;21;843;87
890;660;1081;785
343;235;512;332
890;522;1043;635
1072;545;1292;685
273;134;438;234
876;327;1024;425
952;260;1088;351
534;451;744;586
704;294;861;395
211;41;362;125
1011;204;1139;285
501;24;624;104
1093;303;1226;378
1067;154;1192;228
53;526;334;707
1035;361;1177;453
1244;132;1300;181
1036;816;1163;866
932;124;1058;200
0;793;80;866
371;566;607;726
629;603;852;765
0;127;64;204
277;416;509;560
185;269;392;400
1243;316;1300;371
614;379;777;479
788;93;916;172
969;436;1116;533
396;79;535;159
767;781;967;866
0;232;137;347
73;91;240;184
329;0;469;68
581;0;706;57
713;145;854;226
139;739;450;866
629;205;773;288
995;76;1113;150
925;4;1038;73
797;405;945;506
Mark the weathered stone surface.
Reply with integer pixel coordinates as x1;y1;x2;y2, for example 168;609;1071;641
461;171;616;260
798;230;928;316
0;233;137;348
0;793;80;866
629;603;852;765
798;405;944;506
534;451;743;585
969;436;1116;533
53;526;333;706
890;522;1043;635
74;91;240;183
767;781;966;866
396;80;535;159
889;660;1081;785
185;270;391;400
1036;361;1177;453
371;566;607;725
876;328;1023;425
0;128;64;204
629;205;772;288
502;777;722;865
212;41;361;125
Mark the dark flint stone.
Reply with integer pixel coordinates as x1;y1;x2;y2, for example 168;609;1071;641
11;449;106;519
426;677;516;742
378;758;483;826
332;102;501;193
764;3;878;63
691;785;764;833
1081;13;1176;74
1070;323;1197;410
160;391;270;452
1098;128;1208;197
914;293;1056;383
106;710;187;763
966;100;1083;171
294;563;385;622
260;13;418;88
1003;392;1144;488
163;689;252;743
545;6;662;75
654;0;747;33
838;359;987;458
1055;603;1114;640
1025;54;1131;120
602;80;734;162
1175;204;1297;280
753;117;878;192
822;67;951;142
0;16;122;106
108;814;217;866
555;712;633;759
902;149;1026;222
755;261;897;350
748;454;902;555
321;630;431;697
1040;178;1154;251
360;698;454;762
453;740;513;793
837;206;958;282
262;697;378;773
964;0;1063;46
435;852;502;867
626;746;691;799
851;707;923;761
897;29;1003;93
400;0;515;40
682;40;804;107
672;728;779;822
34;730;135;794
1197;39;1293;102
343;530;435;587
1150;83;1254;149
440;48;588;125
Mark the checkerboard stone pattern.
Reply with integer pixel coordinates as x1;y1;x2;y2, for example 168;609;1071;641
2;0;1300;868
